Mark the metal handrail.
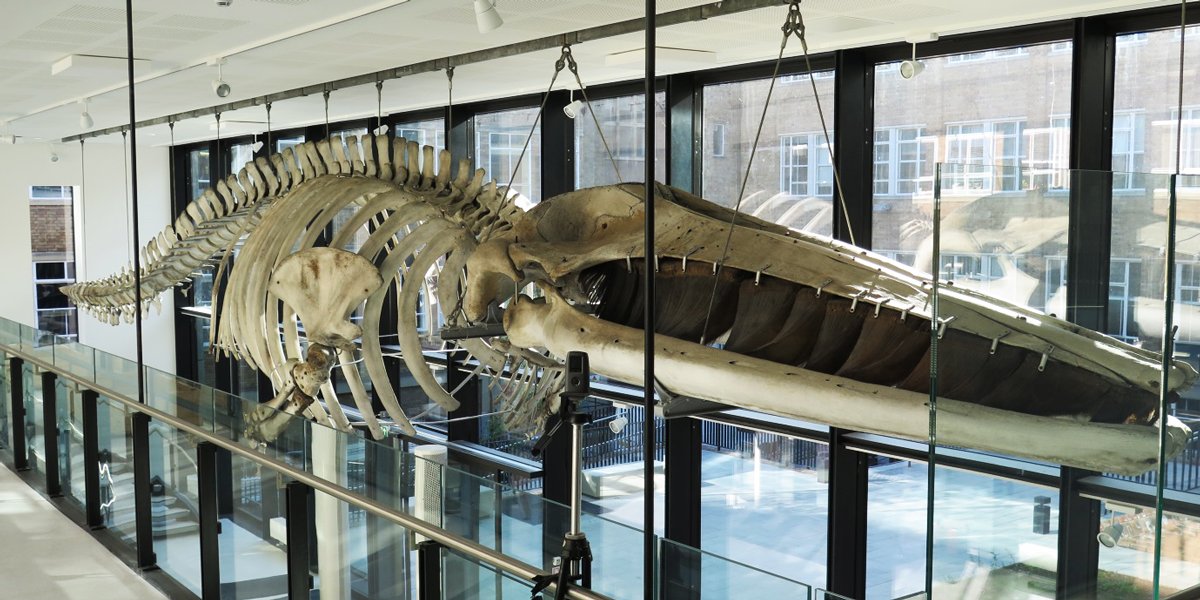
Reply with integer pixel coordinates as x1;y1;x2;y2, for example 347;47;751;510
2;341;610;600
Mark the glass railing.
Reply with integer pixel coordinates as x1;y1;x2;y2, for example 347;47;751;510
924;164;1200;599
0;316;815;599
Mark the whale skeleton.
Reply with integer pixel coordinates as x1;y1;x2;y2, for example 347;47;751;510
64;135;1194;475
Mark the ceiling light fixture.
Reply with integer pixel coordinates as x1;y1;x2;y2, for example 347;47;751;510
210;58;231;98
563;89;583;119
474;0;503;33
900;34;937;80
79;98;94;130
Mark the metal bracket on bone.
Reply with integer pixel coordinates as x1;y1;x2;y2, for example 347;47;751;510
653;377;730;418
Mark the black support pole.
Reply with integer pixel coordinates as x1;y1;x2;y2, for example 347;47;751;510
446;351;482;444
131;411;157;569
665;73;700;194
643;2;658;599
285;481;313;600
365;438;402;598
198;442;221;600
542;89;575;196
1057;15;1114;600
417;540;443;600
41;371;61;497
82;389;104;528
826;428;868;599
662;417;702;599
832;49;874;247
11;357;28;472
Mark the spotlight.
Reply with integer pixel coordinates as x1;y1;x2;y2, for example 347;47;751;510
49;151;59;163
899;60;924;79
251;140;264;153
474;0;503;33
608;415;629;434
373;124;389;136
215;0;232;6
563;99;584;119
79;98;93;129
211;59;230;98
1097;523;1124;548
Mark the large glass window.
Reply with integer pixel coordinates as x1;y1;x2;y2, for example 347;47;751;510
574;92;666;188
188;148;210;201
393;117;445;155
872;41;1073;314
475;108;541;207
699;420;828;588
702;71;836;235
29;185;77;340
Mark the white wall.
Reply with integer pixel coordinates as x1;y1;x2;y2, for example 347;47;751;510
0;140;175;374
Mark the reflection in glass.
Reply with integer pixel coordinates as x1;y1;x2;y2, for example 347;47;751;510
393;117;445;155
702;71;835;235
150;424;203;595
574;92;666;188
97;395;138;550
475;108;541;207
873;41;1073;279
1097;501;1200;598
699;420;828;587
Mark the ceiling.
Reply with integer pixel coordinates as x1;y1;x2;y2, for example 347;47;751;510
0;0;1176;146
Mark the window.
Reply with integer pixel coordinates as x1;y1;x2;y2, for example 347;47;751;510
393;117;446;156
943;120;1027;193
188;148;211;201
575;93;665;188
701;71;835;235
946;47;1028;63
874;126;935;196
711;123;726;157
780;133;833;197
29;186;77;340
1108;259;1138;343
229;142;256;175
1025;116;1071;190
475;108;541;206
1173;106;1200;173
1112;111;1146;189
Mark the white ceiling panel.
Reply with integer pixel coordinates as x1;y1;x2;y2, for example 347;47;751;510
0;0;1177;145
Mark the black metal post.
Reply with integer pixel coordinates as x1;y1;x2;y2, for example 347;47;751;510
131;411;157;569
286;481;313;600
662;417;701;599
542;88;575;196
1057;16;1113;599
643;2;658;599
198;442;221;600
82;389;104;528
10;357;28;471
826;428;868;599
41;371;61;496
832;49;874;247
417;540;443;600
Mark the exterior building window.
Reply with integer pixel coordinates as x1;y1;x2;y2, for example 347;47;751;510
944;120;1026;193
873;126;934;196
394;117;446;155
780;133;833;197
188;148;211;201
1112;111;1146;189
1109;259;1138;343
229;142;256;174
1176;106;1200;173
475;108;541;206
1025;116;1071;190
575;94;665;188
487;131;532;199
608;98;646;160
946;47;1028;63
29;185;78;340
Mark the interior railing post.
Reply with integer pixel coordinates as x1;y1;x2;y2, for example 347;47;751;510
417;540;443;600
198;441;222;600
10;357;28;471
286;480;314;600
82;389;104;528
131;411;157;569
41;370;61;497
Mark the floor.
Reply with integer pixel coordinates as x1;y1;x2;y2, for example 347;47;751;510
0;463;167;600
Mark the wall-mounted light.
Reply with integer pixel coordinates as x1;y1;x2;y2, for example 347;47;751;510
373;124;389;136
79;98;94;129
608;415;629;434
1097;523;1124;548
474;0;503;33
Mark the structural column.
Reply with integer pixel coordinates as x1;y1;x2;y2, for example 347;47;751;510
82;389;105;528
197;441;221;600
42;371;62;497
10;357;28;471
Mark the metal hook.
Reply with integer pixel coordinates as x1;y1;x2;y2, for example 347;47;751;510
625;254;633;273
815;278;833;297
849;290;867;313
989;331;1010;355
937;316;957;340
